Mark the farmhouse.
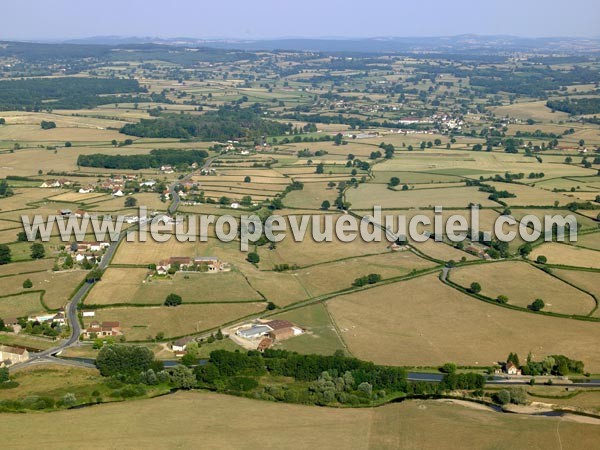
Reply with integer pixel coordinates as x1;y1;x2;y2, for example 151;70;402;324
0;345;29;366
40;180;62;188
28;312;66;326
83;321;121;339
172;336;195;352
193;256;230;272
504;361;522;376
3;317;19;327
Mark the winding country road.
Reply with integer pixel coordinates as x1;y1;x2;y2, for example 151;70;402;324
10;157;214;372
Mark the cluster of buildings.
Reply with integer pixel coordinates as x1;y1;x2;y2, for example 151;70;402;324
155;256;230;275
40;179;72;188
69;241;110;264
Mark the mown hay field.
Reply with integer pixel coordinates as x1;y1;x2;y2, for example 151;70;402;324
0;391;597;450
450;261;596;315
85;268;262;305
530;243;600;269
552;269;600;317
347;184;497;209
327;274;600;371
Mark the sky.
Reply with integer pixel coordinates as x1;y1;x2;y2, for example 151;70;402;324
1;0;598;41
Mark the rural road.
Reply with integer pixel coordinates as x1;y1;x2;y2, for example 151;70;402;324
10;156;215;372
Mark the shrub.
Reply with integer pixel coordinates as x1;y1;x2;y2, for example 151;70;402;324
494;389;511;405
226;376;259;392
164;293;183;307
529;298;545;311
469;282;482;294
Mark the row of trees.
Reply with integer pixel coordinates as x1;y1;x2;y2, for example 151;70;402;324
0;243;44;265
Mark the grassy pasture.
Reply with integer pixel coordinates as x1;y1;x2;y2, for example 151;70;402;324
284;182;338;209
574;232;600;251
450;261;595;315
90;303;266;340
530;242;600;268
327;274;600;371
0;292;45;317
270;303;347;355
0;270;85;310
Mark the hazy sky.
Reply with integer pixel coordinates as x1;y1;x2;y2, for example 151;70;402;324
1;0;598;40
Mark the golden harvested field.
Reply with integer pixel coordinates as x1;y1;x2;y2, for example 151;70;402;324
347;184;496;209
374;149;595;180
0;391;597;449
370;170;464;184
0;292;45;317
91;303;266;340
0;111;130;128
85;268;262;305
256;225;390;268
0;146;153;177
488;182;574;206
1;270;85;309
328;274;600;371
89;193;168;212
530;243;600;269
284;182;338;209
0;187;55;210
292;251;436;298
243;269;309;307
450;261;596;315
491;100;570;121
0;124;125;143
575;232;600;251
112;239;199;265
411;239;477;262
0;259;53;276
46;191;106;203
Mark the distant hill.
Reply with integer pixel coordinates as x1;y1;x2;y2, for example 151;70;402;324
62;35;600;54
